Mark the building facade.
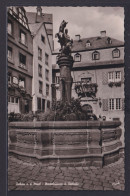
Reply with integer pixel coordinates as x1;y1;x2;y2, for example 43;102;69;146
52;31;124;144
27;7;53;112
8;7;33;114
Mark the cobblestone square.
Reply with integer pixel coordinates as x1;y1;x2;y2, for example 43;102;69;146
8;156;125;191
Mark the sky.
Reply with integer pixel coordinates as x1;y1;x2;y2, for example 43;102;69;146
25;6;124;49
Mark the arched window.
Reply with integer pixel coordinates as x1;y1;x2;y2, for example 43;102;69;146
112;48;120;58
92;51;100;60
74;53;81;62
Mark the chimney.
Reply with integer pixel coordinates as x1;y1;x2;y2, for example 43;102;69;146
36;6;42;16
75;34;81;41
36;6;42;23
100;30;106;37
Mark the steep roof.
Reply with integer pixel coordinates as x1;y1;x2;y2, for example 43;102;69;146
71;36;124;52
26;12;52;24
53;36;124;54
28;22;43;36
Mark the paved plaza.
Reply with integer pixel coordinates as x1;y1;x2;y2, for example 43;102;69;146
8;155;125;191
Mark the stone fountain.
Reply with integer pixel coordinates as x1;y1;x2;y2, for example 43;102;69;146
9;21;123;167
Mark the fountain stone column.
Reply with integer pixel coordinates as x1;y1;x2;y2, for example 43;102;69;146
55;20;74;104
57;54;73;103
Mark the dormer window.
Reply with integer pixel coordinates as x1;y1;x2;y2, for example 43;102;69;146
86;40;91;47
92;51;100;60
112;48;120;58
74;53;81;62
107;37;112;44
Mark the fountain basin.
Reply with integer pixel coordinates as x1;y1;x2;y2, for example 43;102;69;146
9;120;123;167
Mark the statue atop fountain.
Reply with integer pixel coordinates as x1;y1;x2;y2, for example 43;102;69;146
55;20;74;103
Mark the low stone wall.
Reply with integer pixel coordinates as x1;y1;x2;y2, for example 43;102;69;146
9;120;123;167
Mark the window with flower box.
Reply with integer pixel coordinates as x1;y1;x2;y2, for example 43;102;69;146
19;77;25;88
19;53;26;69
108;71;121;87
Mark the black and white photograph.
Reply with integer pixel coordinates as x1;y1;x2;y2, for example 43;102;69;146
8;6;125;191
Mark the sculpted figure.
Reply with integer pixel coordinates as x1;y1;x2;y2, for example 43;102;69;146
55;20;73;55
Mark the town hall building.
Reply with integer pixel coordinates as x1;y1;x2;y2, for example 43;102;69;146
52;31;124;144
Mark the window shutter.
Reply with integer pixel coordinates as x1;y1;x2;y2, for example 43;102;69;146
102;72;108;85
102;99;108;111
122;98;125;110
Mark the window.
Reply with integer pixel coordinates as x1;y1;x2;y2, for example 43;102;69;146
42;99;45;112
92;51;100;60
8;96;19;104
38;64;42;77
112;48;120;58
19;53;26;68
19;77;25;88
38;47;42;61
47;100;50;109
107;37;112;44
46;84;49;96
81;77;92;84
41;35;45;43
45;69;49;81
11;97;15;103
8;20;13;35
86;40;91;47
20;30;26;45
8;96;10;102
37;98;41;110
115;71;121;82
109;99;114;110
109;98;121;110
108;72;114;82
45;53;49;65
39;81;43;94
8;73;12;84
55;76;60;84
74;53;81;62
108;71;121;83
8;47;12;60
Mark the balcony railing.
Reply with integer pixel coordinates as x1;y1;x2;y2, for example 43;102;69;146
74;81;98;98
